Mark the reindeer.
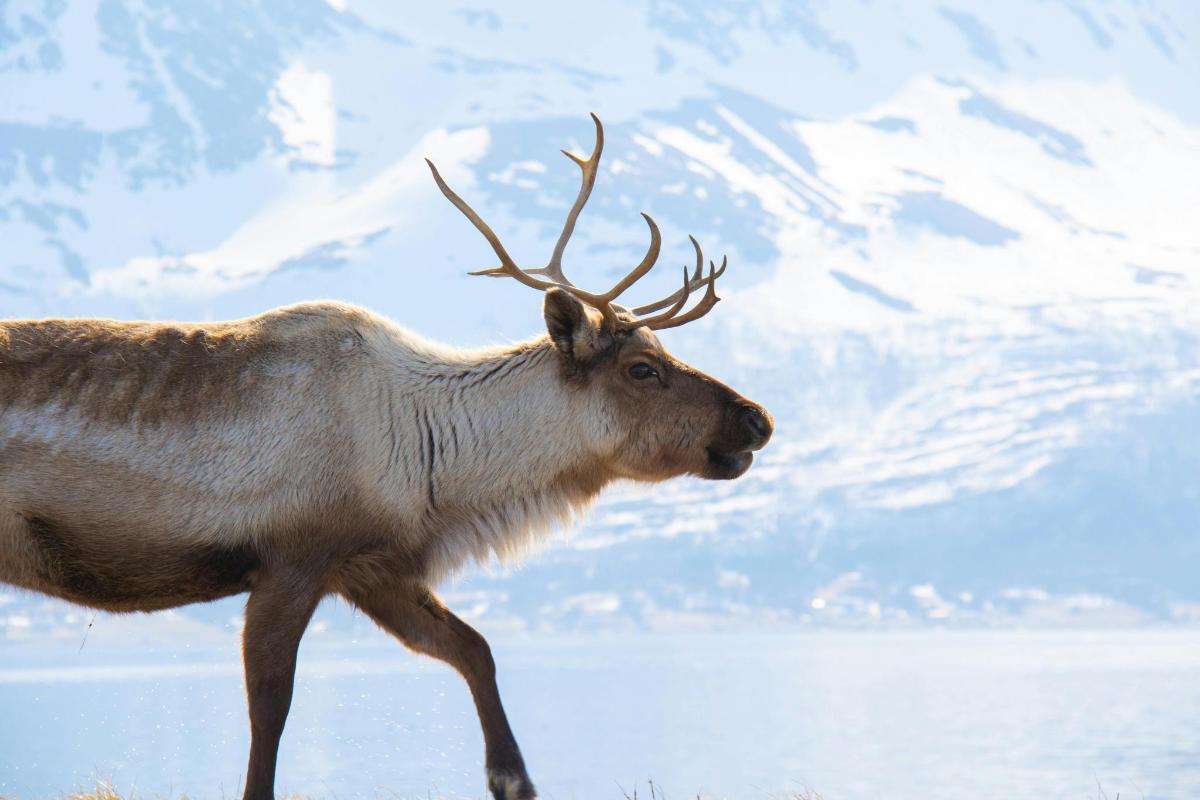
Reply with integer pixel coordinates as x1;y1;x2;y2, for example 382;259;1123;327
0;115;772;800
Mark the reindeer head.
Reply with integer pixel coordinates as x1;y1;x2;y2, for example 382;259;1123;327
427;115;773;481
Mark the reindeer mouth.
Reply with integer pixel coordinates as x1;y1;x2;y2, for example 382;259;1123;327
705;447;754;480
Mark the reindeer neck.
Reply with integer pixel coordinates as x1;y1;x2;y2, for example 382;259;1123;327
372;333;614;522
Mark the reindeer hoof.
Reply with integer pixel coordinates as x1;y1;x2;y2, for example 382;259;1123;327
488;769;537;800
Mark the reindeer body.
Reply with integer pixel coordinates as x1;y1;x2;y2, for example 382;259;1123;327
0;116;773;800
0;302;608;612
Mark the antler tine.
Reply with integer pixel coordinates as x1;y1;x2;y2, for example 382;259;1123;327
447;114;608;292
621;266;694;329
628;234;726;316
600;212;662;304
532;112;605;287
425;158;562;293
637;255;725;331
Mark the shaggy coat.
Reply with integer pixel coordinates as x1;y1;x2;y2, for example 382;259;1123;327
1;302;609;605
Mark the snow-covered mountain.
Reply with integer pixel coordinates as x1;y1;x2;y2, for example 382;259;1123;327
2;0;1199;639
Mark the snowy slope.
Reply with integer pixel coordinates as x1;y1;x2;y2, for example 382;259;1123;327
1;0;1199;639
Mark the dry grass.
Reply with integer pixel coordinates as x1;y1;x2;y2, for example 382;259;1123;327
62;788;123;800
51;784;126;800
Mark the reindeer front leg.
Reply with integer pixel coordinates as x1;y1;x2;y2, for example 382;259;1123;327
241;570;323;800
346;585;537;800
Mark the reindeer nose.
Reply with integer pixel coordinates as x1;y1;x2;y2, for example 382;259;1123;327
740;406;773;447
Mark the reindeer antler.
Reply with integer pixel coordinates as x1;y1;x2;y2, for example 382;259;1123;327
425;114;726;332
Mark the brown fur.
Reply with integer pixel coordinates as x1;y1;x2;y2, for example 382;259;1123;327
0;314;305;427
242;567;325;800
21;512;258;610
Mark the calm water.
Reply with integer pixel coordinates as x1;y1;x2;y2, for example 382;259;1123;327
1;630;1198;799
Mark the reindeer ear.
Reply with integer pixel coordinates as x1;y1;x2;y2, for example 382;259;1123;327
544;287;604;360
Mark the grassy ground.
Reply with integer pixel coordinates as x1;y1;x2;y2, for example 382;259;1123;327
40;781;825;800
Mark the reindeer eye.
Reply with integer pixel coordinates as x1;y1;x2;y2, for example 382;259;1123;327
628;363;658;380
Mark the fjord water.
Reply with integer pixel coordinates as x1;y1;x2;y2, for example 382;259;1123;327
1;631;1197;800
